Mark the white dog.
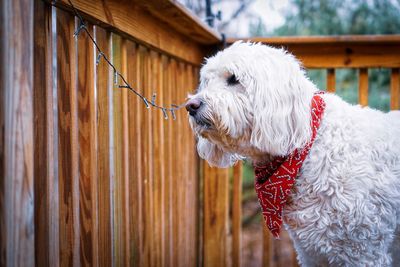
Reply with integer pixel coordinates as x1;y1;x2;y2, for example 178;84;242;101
186;41;400;266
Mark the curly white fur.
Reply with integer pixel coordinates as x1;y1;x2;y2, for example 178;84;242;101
187;41;400;266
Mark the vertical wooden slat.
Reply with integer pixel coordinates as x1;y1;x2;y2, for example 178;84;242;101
94;26;114;267
358;68;368;106
165;56;174;267
56;10;80;267
151;51;163;267
170;58;179;267
232;162;243;267
139;45;155;267
160;55;170;267
111;33;126;266
77;23;98;266
0;0;35;266
186;64;199;266
203;166;229;267
120;38;130;267
34;2;60;267
128;42;145;266
262;224;273;267
391;68;400;110
177;62;186;267
327;68;336;93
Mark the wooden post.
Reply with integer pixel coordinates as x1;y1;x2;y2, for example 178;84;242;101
327;68;336;93
262;223;273;267
0;0;35;266
358;68;369;106
203;165;229;267
232;162;243;267
391;68;400;110
34;2;61;267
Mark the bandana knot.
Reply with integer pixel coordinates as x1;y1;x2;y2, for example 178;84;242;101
254;92;326;239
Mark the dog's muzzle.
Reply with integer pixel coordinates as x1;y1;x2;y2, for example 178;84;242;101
185;98;203;116
185;98;212;128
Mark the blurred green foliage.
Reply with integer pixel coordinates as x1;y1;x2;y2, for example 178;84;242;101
250;0;400;112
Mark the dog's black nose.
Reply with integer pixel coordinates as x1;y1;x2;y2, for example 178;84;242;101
185;98;202;116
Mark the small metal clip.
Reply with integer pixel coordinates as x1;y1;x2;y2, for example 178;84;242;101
73;23;85;37
114;71;118;85
96;52;103;65
143;98;150;108
170;109;176;120
162;108;168;119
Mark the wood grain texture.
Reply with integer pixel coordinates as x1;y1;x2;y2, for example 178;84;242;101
33;2;60;267
53;0;211;65
133;0;221;44
0;0;35;266
229;36;400;68
359;68;369;106
120;38;131;267
128;41;145;266
94;26;114;267
203;165;229;267
262;224;273;267
232;162;243;267
327;68;336;93
391;68;400;110
111;33;126;266
56;10;80;267
77;23;99;267
151;50;163;267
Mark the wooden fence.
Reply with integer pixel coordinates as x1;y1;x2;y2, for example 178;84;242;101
1;0;400;266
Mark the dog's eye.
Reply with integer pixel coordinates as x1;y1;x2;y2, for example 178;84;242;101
227;74;239;86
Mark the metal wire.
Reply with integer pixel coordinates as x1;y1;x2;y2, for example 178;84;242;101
67;0;186;120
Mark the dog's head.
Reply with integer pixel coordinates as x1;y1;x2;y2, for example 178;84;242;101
187;41;316;167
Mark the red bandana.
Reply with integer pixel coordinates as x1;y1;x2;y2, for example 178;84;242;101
254;93;326;239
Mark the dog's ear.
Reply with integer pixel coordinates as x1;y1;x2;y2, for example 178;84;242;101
197;136;239;168
248;51;313;156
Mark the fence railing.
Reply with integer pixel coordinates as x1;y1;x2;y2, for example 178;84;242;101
1;0;224;266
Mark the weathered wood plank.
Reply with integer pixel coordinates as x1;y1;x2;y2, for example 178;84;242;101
0;0;35;266
262;224;273;267
327;68;336;93
391;68;400;110
203;166;229;267
111;33;126;266
77;23;99;267
56;10;80;267
94;26;114;267
138;45;155;267
53;0;211;65
170;58;179;267
150;50;163;267
232;162;243;267
359;68;369;106
229;36;400;68
120;38;131;267
33;2;60;266
133;0;221;44
164;56;174;267
127;41;145;266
